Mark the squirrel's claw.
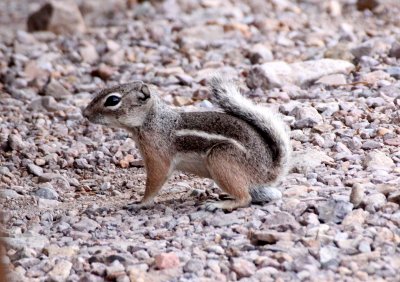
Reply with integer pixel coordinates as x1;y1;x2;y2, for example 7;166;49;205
124;200;154;212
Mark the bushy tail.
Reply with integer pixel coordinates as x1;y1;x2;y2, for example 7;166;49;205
208;75;291;185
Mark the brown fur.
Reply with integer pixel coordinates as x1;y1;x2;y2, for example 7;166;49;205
206;144;252;210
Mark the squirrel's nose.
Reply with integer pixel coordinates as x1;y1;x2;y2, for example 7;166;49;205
82;107;90;119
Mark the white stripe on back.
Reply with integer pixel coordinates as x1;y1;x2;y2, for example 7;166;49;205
175;129;246;152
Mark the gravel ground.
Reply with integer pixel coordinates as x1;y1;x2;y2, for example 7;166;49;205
1;0;400;281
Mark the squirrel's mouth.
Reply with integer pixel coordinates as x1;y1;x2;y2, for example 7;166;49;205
84;113;120;128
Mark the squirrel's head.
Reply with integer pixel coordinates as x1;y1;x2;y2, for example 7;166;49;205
83;81;153;128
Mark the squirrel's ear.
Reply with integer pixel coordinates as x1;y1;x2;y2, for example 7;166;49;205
138;84;151;101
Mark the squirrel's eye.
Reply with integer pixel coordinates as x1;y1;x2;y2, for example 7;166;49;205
104;95;121;107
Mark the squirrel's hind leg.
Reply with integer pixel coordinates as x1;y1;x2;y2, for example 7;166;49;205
204;143;252;211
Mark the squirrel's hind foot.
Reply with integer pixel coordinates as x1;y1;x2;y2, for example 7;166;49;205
203;199;250;212
124;200;154;212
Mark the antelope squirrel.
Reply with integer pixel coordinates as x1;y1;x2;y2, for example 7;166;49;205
83;76;291;211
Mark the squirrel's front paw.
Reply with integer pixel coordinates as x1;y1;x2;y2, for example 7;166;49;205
124;201;154;212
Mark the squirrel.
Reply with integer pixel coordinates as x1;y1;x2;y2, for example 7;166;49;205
83;76;291;211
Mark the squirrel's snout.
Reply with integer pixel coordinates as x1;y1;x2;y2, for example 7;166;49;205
82;107;90;120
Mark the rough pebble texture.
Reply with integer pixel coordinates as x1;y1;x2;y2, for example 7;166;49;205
1;0;400;281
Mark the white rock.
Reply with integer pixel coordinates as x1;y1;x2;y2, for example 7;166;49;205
179;25;225;46
291;149;334;173
106;260;125;279
247;59;354;89
3;234;49;250
35;185;59;200
364;151;394;171
48;260;73;282
363;193;387;210
27;0;86;34
79;43;99;64
38;198;61;209
248;43;274;64
293;106;323;128
73;217;100;232
350;184;365;207
315;74;347;86
0;189;22;199
319;245;338;265
231;258;256;278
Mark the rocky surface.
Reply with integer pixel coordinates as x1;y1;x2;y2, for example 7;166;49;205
1;0;400;281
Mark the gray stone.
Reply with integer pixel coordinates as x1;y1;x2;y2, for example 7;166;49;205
205;213;241;227
293;106;323;129
386;67;400;79
134;250;150;260
0;166;11;176
43;78;72;100
248;43;274;64
91;262;107;276
35;185;58;200
73;217;100;232
179;25;225;47
315;102;340;117
350;184;365;207
103;49;125;66
176;73;193;86
364;151;394;171
100;182;111;191
80;43;99;64
291;149;334;173
358;240;372;253
0;189;22;199
315;74;347;86
206;245;225;255
116;275;130;282
263;211;301;230
48;259;73;282
389;41;400;58
42;96;67;112
189;211;209;222
318;200;353;224
183;259;205;273
362;140;382;150
27;163;43;176
3;234;49;250
360;71;390;85
391;212;400;226
8;134;26;151
231;258;256;278
319;245;339;266
38;173;65;183
363;193;387;210
106;260;125;279
75;158;91;169
38;198;60;208
351;41;373;59
388;191;400;204
366;97;386;108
